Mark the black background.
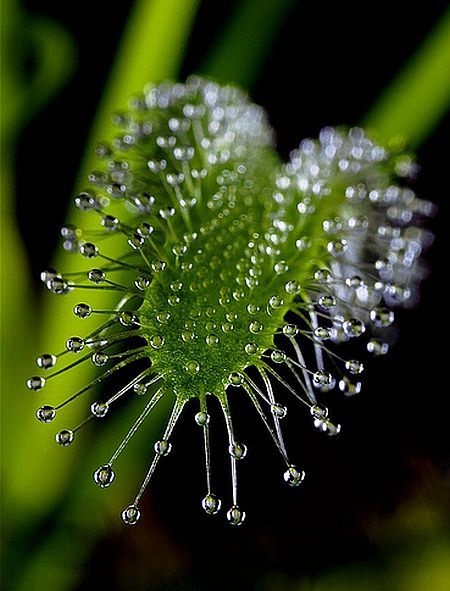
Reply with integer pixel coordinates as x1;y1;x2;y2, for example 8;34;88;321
14;1;450;589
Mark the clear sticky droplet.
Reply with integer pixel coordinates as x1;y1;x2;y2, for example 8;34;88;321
228;372;244;386
75;191;97;210
134;383;148;396
249;321;263;334
91;401;109;418
156;311;171;324
135;276;151;290
46;276;70;295
206;334;219;346
73;303;92;318
343;318;366;338
268;295;284;310
55;429;74;446
181;331;195;343
92;352;109;366
172;243;187;256
167;295;181;306
312;370;336;392
36;354;56;370
122;504;141;525
93;464;115;487
314;418;341;436
244;342;258;355
314;327;335;340
154;439;172;456
285;280;301;295
185;360;200;374
226;505;246;526
314;269;332;283
229;442;247;460
318;295;336;310
345;360;364;374
327;238;348;256
283;465;305;486
345;275;363;288
367;338;389;356
151;259;166;273
36;405;56;423
271;350;286;363
119;311;139;326
274;261;289;274
88;269;105;284
282;323;298;337
66;337;84;353
339;377;362;396
246;304;261;315
310;404;328;419
79;242;98;258
370;306;394;327
27;376;46;390
271;404;287;419
202;493;221;515
195;411;210;426
150;335;165;349
101;215;119;231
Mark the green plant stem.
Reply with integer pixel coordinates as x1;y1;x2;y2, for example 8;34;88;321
364;8;450;147
201;0;296;87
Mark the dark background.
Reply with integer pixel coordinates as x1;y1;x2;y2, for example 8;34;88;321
14;1;450;589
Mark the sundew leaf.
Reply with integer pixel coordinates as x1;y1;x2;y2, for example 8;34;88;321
28;78;434;529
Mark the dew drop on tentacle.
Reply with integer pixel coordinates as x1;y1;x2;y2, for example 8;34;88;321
283;465;305;487
312;370;336;392
36;354;56;369
283;323;298;337
343;318;366;338
229;442;247;460
92;352;109;366
27;376;46;390
202;493;221;515
88;269;105;284
367;339;389;356
73;303;92;318
66;337;85;353
370;306;395;327
271;403;287;419
134;383;148;396
226;505;246;526
154;439;172;456
91;401;109;418
122;504;141;525
314;327;335;340
195;411;210;426
36;405;56;423
339;377;362;396
345;360;364;374
79;242;99;259
310;404;328;420
93;464;115;487
55;429;74;446
271;350;286;363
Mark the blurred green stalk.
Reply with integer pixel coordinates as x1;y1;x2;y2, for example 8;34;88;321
365;8;450;146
